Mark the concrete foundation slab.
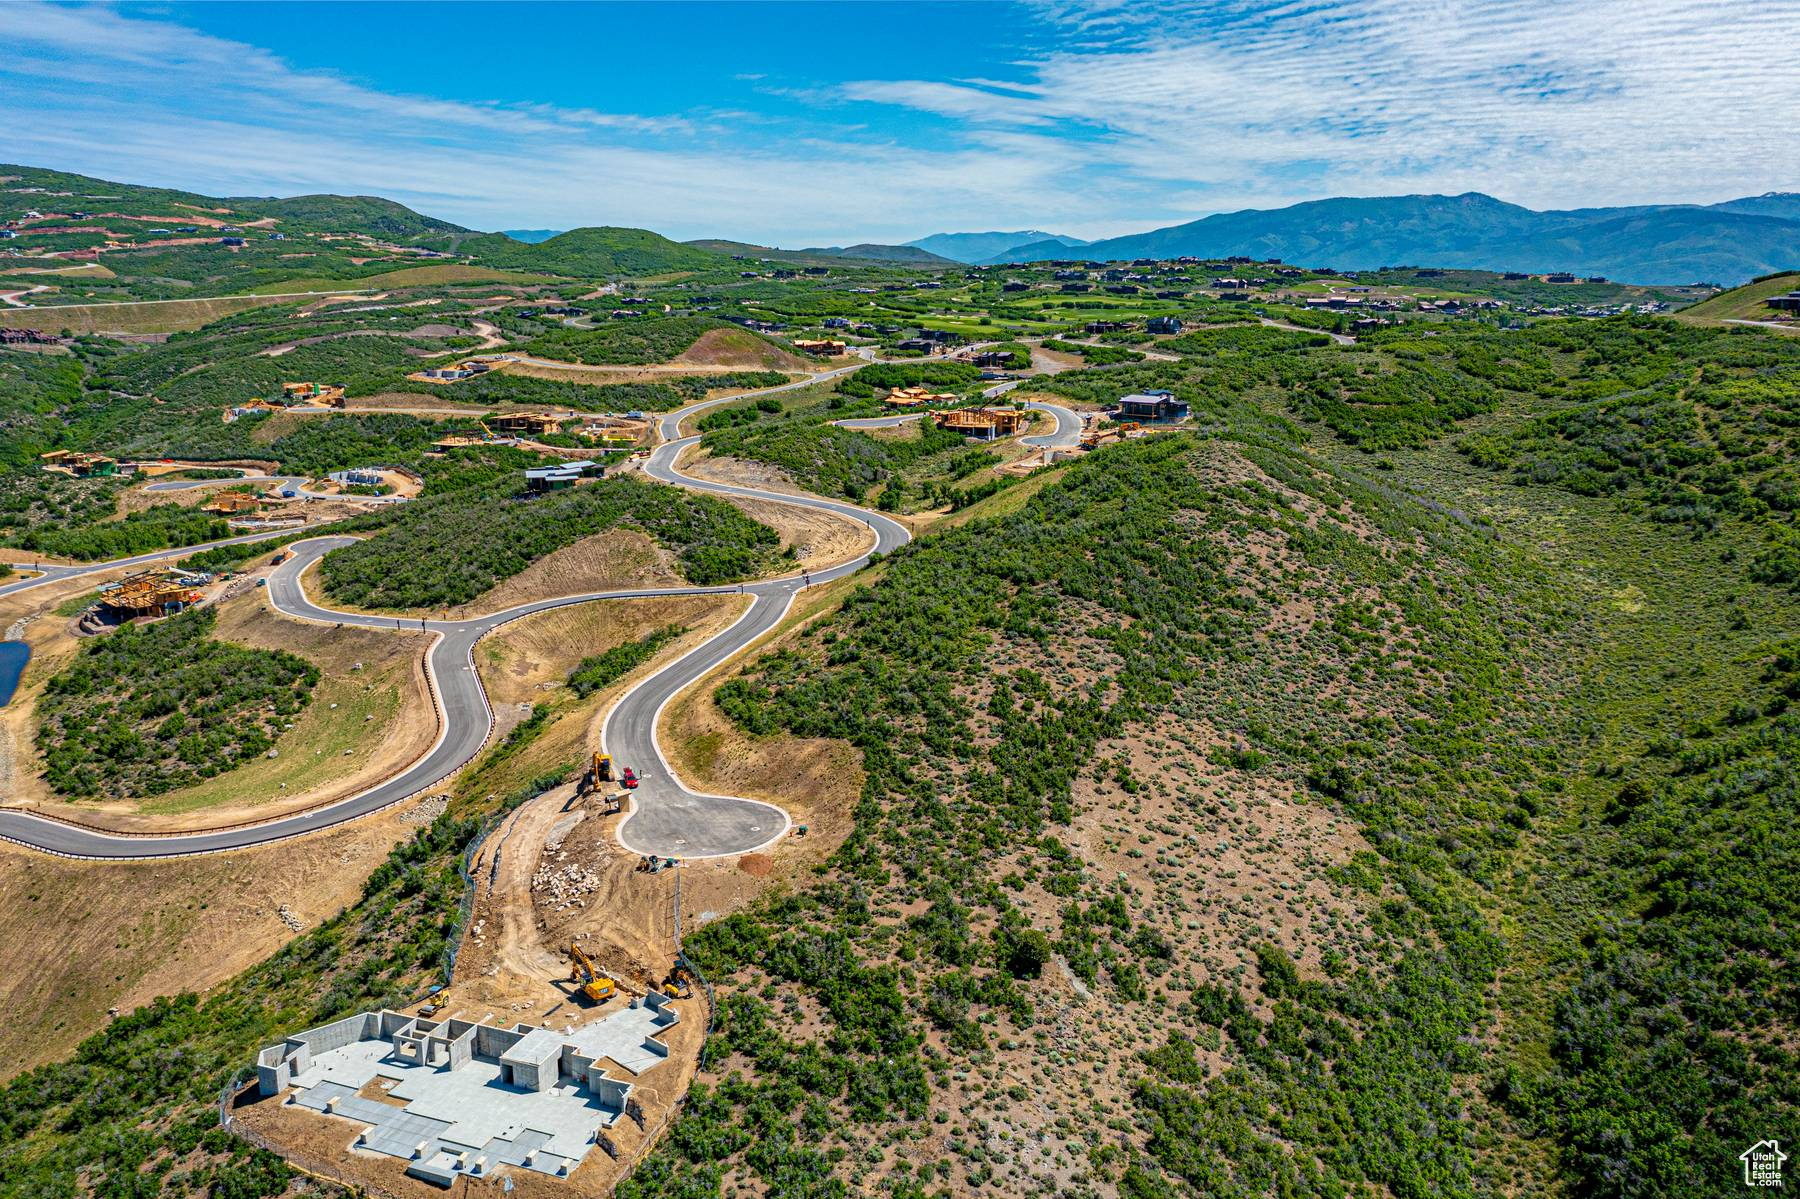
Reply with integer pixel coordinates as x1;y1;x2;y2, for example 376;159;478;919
259;1000;681;1186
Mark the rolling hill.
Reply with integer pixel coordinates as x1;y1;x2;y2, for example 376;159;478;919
984;191;1800;284
1672;269;1800;327
795;242;956;265
683;238;949;268
447;226;723;276
0;164;466;239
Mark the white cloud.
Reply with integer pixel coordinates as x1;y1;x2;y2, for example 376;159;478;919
0;0;1795;243
845;0;1800;226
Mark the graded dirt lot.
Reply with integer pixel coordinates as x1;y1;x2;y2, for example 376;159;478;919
678;448;813;497
0;795;435;1082
720;493;873;572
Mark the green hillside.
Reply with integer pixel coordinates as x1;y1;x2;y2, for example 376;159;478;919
1675;270;1800;326
446;226;722;277
0;164;464;239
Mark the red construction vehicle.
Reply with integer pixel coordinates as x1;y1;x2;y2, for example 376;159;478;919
621;767;639;789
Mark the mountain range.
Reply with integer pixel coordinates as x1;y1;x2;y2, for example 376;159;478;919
903;230;1088;263
968;192;1800;284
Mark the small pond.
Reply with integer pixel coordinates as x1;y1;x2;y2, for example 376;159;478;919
0;641;30;707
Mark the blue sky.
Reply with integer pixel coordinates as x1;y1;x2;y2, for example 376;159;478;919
2;1;1797;244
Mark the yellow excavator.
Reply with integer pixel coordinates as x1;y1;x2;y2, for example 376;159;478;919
580;752;622;813
567;944;616;1004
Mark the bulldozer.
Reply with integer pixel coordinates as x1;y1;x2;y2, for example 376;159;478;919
567;944;616;1004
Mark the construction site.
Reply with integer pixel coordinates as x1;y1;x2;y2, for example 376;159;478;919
882;384;960;409
200;490;268;517
934;406;1030;439
39;449;122;478
253;993;681;1188
92;568;205;622
406;359;494;384
236;742;720;1195
278;381;348;408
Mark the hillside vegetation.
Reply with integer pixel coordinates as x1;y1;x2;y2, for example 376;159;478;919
1673;270;1800;326
521;316;764;366
36;609;319;800
448;227;722;277
320;474;783;609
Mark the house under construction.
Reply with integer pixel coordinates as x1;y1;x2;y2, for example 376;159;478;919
98;570;202;619
488;412;566;437
39;450;120;478
201;491;265;516
883;385;959;409
408;360;495;384
935;407;1029;440
281;382;347;408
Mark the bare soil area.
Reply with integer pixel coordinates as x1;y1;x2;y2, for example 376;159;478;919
677;449;811;497
720;494;872;572
0;795;434;1082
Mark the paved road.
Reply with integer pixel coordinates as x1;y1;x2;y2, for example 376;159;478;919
0;525;307;602
832;413;923;430
144;471;409;505
1260;317;1355;345
0;375;903;860
1021;401;1083;448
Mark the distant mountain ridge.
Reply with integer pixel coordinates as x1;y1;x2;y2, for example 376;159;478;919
984;192;1800;284
905;229;1088;263
799;243;956;265
684;238;952;267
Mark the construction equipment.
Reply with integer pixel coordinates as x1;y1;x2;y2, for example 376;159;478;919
582;752;613;791
567;944;616;1004
418;986;448;1018
621;767;639;789
660;963;695;1000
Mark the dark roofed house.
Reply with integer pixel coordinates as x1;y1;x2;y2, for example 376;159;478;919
1766;290;1800;312
1116;390;1189;424
1146;316;1182;335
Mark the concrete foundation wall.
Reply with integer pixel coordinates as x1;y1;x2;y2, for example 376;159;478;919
256;1012;372;1097
446;1024;477;1072
585;1069;631;1114
562;1050;595;1086
475;1023;522;1059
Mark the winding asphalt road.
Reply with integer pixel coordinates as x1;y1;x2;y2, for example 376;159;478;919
0;525;306;602
0;371;1079;860
144;471;409;505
